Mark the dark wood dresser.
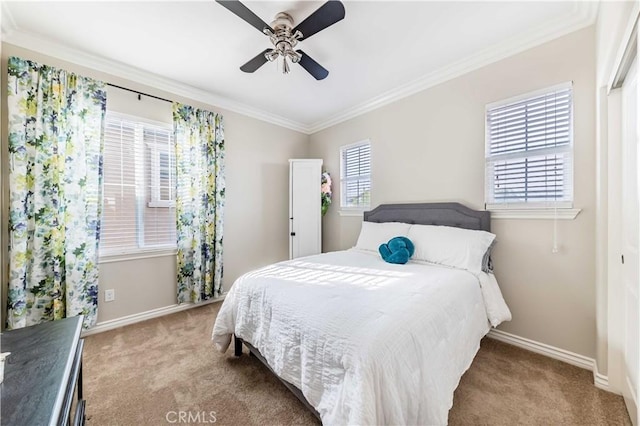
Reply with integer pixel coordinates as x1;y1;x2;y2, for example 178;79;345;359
1;315;86;426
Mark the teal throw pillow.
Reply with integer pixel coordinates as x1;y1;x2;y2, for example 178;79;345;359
379;236;415;265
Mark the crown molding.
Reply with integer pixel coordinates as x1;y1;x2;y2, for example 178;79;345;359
1;1;599;136
307;1;599;134
1;28;310;134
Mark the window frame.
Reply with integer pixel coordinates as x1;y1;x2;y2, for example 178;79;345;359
340;140;372;211
484;82;575;212
99;111;177;259
146;141;175;208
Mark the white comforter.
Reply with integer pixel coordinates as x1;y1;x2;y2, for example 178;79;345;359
212;250;511;425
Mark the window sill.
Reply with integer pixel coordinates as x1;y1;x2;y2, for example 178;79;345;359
338;210;365;217
490;208;581;220
99;247;177;264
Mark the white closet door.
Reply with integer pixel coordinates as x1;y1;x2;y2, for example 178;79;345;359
289;159;322;259
622;57;639;425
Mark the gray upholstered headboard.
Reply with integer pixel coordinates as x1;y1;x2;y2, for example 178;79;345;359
363;202;491;232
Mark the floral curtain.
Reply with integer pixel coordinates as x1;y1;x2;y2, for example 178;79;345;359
173;103;225;303
6;57;106;329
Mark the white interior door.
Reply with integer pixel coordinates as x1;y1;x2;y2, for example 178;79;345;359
621;57;639;425
289;160;322;259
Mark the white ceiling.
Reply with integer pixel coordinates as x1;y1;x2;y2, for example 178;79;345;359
1;1;596;133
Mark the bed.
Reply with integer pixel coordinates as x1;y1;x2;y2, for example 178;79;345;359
212;202;511;425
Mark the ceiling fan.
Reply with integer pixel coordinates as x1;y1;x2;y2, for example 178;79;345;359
216;0;345;80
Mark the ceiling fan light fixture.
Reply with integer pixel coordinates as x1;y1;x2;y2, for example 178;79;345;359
265;49;279;62
287;50;302;64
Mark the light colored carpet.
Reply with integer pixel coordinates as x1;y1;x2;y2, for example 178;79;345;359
83;302;630;425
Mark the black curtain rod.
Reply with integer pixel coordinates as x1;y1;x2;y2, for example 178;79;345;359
106;83;172;103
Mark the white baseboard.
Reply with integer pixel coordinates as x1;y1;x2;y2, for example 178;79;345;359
594;369;611;392
487;329;615;393
82;305;617;394
81;295;225;337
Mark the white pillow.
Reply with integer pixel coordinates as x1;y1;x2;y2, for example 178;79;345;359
355;221;411;252
407;224;496;272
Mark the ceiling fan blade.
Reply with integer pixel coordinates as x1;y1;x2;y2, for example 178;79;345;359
293;1;345;41
216;0;273;34
297;50;329;80
240;49;271;73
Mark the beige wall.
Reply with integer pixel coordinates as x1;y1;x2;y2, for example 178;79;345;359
310;26;597;358
1;43;308;325
0;25;606;363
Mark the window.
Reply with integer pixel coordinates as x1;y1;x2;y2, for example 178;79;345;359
146;129;175;208
485;82;573;209
100;112;176;256
340;140;371;209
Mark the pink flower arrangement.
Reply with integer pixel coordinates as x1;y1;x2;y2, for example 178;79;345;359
321;171;332;216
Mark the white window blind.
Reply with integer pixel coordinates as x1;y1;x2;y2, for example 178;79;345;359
340;141;371;209
485;82;573;209
100;112;176;255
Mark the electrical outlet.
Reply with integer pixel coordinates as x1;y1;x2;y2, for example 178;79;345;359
105;289;115;302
